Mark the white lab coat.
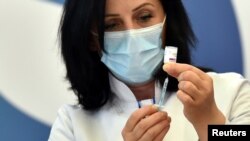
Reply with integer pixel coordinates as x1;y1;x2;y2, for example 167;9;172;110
48;72;250;141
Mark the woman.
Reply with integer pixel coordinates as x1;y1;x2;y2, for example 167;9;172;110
48;0;250;141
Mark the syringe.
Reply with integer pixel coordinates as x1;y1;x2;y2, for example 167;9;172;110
157;46;178;110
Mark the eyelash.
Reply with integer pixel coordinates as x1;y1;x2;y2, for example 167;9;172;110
104;22;118;31
137;13;153;23
104;12;154;31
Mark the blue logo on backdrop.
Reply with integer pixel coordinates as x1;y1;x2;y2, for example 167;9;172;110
0;0;243;141
0;94;50;141
49;0;64;4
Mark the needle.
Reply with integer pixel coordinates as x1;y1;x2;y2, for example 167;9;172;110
158;77;169;107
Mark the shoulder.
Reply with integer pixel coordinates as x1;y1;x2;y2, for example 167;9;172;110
207;72;245;81
48;104;94;141
55;104;95;121
57;104;82;115
207;72;250;124
53;104;84;128
207;72;250;94
48;104;80;140
207;72;249;90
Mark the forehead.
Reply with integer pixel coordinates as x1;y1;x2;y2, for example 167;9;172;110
105;0;162;13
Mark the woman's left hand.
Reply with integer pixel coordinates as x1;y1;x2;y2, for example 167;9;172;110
163;63;225;141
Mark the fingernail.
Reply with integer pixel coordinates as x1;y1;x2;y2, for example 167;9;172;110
152;105;159;111
163;63;170;71
168;116;172;122
178;73;183;81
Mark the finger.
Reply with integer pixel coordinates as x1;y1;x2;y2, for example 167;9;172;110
124;105;158;132
138;118;171;141
178;81;200;100
176;90;194;106
133;111;169;139
163;63;208;80
153;117;171;141
178;70;213;93
153;124;170;141
178;70;202;87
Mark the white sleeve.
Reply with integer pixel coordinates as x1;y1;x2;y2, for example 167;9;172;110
227;76;250;124
48;105;75;141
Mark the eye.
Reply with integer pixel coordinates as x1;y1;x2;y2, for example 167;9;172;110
104;20;122;31
137;12;153;23
105;23;116;31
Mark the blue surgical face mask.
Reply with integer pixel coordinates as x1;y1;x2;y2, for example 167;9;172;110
101;17;166;85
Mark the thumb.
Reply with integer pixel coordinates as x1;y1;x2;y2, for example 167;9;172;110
162;63;180;78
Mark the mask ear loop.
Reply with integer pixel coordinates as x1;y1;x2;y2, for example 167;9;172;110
162;15;167;26
89;31;103;57
90;31;99;37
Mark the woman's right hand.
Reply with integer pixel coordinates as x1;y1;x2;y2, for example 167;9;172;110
122;105;171;141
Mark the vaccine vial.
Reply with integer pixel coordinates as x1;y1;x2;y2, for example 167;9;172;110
164;46;178;63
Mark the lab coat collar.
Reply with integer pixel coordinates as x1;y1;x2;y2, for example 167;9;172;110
108;73;162;114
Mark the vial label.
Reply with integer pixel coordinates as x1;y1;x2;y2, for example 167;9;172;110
164;46;178;63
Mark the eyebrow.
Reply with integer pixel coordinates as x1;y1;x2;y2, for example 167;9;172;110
105;3;154;17
132;3;155;12
105;13;120;18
